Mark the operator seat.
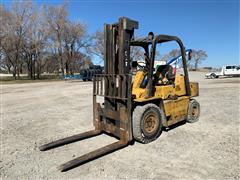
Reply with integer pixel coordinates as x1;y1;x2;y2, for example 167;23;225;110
153;65;175;85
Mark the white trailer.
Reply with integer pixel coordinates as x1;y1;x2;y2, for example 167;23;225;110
205;65;240;79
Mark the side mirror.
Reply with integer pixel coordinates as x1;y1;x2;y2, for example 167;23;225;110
188;49;192;60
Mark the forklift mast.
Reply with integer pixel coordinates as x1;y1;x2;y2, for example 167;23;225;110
40;17;139;172
93;17;138;143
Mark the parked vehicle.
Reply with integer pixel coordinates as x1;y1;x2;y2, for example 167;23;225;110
205;65;240;79
40;17;200;172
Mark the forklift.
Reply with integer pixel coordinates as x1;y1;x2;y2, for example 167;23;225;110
40;17;200;171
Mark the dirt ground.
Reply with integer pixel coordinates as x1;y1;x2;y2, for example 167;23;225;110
1;72;239;179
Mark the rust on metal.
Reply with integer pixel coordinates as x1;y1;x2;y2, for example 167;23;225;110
58;141;128;172
142;112;159;136
39;130;102;151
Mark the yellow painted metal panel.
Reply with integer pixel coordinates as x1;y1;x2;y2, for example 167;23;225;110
190;82;199;97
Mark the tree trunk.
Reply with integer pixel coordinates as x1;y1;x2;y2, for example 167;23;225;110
27;61;32;79
16;53;20;79
37;69;40;79
60;57;64;76
7;65;11;74
17;68;20;79
37;61;41;79
65;62;69;74
13;66;17;79
194;59;198;70
20;62;23;74
33;60;36;79
28;59;33;79
30;62;33;79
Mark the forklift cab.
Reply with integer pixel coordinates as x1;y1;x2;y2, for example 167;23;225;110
131;34;193;99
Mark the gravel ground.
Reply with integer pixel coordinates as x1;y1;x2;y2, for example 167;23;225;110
1;72;239;179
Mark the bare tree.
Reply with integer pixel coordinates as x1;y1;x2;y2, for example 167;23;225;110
0;5;15;76
21;5;49;79
131;46;147;62
44;3;68;76
192;50;208;70
160;49;180;62
63;21;89;74
0;47;12;73
44;3;90;76
0;1;93;78
0;2;32;79
0;5;11;73
92;31;145;63
42;53;59;73
91;30;104;61
160;49;207;70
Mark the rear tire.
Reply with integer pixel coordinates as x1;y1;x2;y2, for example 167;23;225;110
187;99;200;123
132;103;164;144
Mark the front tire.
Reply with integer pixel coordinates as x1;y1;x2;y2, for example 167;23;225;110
132;103;164;144
187;99;200;123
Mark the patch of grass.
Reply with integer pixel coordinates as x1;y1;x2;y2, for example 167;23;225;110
0;74;61;84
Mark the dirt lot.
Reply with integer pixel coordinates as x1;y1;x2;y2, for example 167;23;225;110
1;72;239;179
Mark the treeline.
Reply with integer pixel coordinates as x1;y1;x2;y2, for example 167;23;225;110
0;1;208;80
161;49;208;70
90;31;208;70
0;1;96;79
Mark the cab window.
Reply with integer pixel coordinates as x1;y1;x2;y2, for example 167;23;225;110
226;66;232;69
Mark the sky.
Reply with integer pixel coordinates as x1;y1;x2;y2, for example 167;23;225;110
2;0;239;67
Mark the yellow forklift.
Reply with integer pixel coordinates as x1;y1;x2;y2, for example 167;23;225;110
40;17;200;171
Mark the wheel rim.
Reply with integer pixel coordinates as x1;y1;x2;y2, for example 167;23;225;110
192;105;200;119
142;112;159;136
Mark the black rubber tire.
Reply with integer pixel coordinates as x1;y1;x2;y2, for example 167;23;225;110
211;73;217;79
187;99;200;123
132;103;164;144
